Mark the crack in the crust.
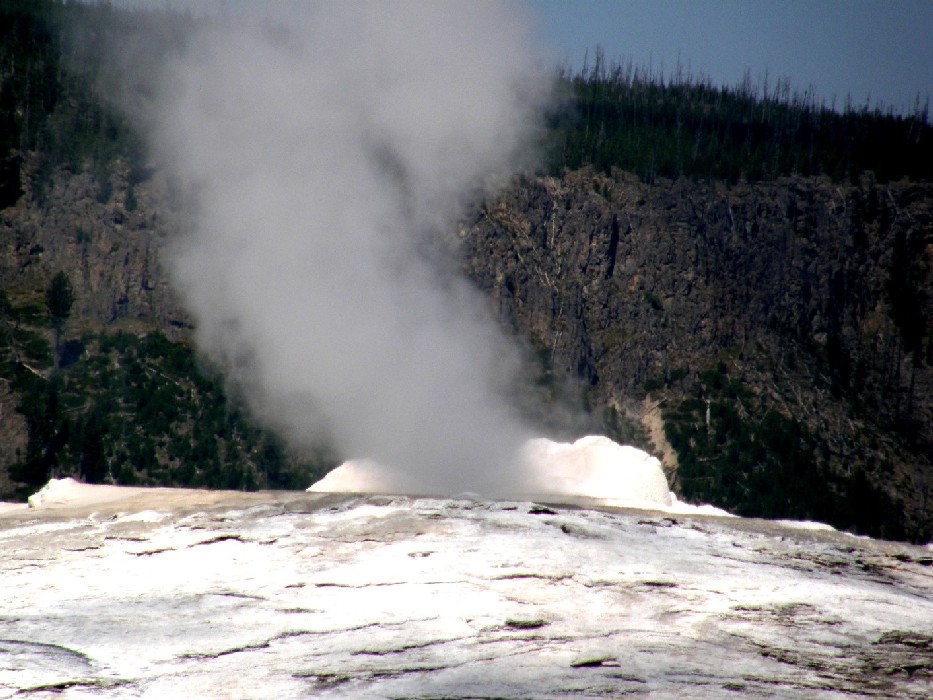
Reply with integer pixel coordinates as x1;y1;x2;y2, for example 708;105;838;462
292;670;354;688
724;602;844;628
179;630;316;660
892;554;933;568
311;580;462;589
15;678;135;695
637;517;680;528
489;572;573;582
0;639;93;666
367;664;450;680
293;639;552;695
712;547;910;593
178;621;417;661
733;629;933;697
729;673;873;696
635;580;678;588
358;642;555;691
354;637;462;656
128;548;174;557
876;631;933;649
192;534;246;547
128;534;247;557
208;591;267;601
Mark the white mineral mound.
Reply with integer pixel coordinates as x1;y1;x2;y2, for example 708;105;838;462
519;435;673;507
308;435;729;515
27;477;97;508
14;438;727;518
305;458;400;495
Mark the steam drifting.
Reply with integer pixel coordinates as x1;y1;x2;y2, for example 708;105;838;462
149;3;550;494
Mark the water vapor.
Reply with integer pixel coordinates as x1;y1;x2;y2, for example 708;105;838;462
147;2;550;494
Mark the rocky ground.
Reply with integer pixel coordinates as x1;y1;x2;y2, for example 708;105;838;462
1;486;931;699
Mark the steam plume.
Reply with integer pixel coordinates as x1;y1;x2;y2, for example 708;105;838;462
148;2;550;494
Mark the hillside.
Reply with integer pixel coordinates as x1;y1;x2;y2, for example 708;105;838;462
0;1;931;541
462;169;932;542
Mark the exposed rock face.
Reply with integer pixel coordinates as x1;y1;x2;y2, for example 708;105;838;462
465;169;932;426
1;159;930;539
1;487;931;698
461;169;933;540
0;160;187;332
0;161;191;488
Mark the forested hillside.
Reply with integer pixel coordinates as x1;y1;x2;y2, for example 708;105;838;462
463;169;931;542
1;1;930;541
0;0;325;497
546;47;930;184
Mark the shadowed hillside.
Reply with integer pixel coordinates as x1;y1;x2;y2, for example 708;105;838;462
1;1;930;541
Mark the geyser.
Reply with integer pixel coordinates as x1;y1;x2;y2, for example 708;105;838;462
146;2;551;494
308;436;733;515
310;436;675;508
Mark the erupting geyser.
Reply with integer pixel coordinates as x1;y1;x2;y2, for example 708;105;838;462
310;436;687;511
519;435;673;507
140;1;554;496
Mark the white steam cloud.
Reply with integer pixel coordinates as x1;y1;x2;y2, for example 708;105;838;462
148;2;551;494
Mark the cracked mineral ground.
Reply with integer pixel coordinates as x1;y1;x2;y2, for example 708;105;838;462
1;487;931;699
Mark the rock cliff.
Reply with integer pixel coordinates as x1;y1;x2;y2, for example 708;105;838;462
1;159;931;541
0;159;185;332
461;168;932;540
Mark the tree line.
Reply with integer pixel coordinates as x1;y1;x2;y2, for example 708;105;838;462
544;48;931;184
4;2;929;208
3;282;326;499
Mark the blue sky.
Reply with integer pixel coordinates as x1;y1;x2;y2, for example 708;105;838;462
528;0;932;114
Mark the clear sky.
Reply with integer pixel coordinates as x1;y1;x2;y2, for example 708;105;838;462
528;0;932;114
